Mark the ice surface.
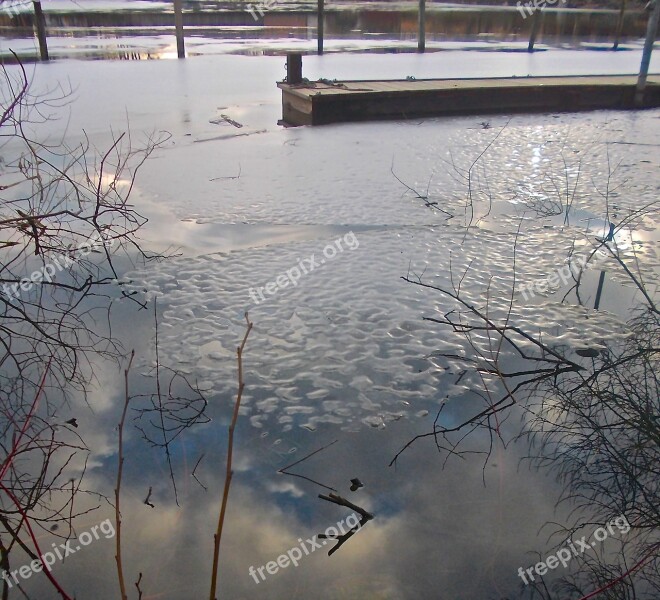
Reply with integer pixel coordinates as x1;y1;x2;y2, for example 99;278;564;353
4;47;658;600
115;107;658;433
4;53;657;439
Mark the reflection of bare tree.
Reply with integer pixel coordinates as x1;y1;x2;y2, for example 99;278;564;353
393;141;659;597
132;302;209;506
278;440;374;556
114;330;213;600
0;57;169;598
391;119;510;227
1;56;170;391
517;306;660;599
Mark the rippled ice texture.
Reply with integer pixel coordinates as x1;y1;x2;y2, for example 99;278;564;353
121;109;659;434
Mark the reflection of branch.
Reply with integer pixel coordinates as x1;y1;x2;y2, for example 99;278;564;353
192;453;207;491
602;242;658;313
115;351;134;600
209;313;253;600
391;159;453;219
135;572;144;600
317;493;373;556
0;481;73;599
133;300;209;503
318;518;368;556
0;514;37;561
0;536;9;600
0;359;73;600
462;118;510;231
0;54;178;595
318;492;373;520
0;357;51;481
389;268;585;466
0;51;28;129
576;542;660;600
143;487;154;508
154;299;177;505
278;440;338;492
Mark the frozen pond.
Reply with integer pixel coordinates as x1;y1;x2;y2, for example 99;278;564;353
0;48;658;599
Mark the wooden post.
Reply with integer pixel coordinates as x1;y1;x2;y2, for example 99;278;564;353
287;52;302;84
174;0;185;59
32;1;48;62
613;0;626;50
418;0;426;53
635;0;660;106
528;8;542;52
317;0;324;55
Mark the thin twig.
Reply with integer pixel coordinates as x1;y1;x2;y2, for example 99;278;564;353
209;313;253;600
278;440;338;492
115;350;134;600
154;299;179;505
317;493;374;556
135;572;143;600
143;487;154;508
192;453;207;491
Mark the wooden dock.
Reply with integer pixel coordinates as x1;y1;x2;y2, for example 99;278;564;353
277;74;660;126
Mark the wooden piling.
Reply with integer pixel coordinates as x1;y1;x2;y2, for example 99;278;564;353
287;53;303;84
317;0;324;55
174;0;185;58
635;0;660;106
418;0;426;53
612;0;626;50
528;8;543;52
32;1;49;62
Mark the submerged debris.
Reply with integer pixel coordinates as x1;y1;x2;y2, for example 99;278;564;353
350;478;364;491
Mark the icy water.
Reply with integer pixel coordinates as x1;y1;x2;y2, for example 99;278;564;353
0;0;652;61
2;50;659;599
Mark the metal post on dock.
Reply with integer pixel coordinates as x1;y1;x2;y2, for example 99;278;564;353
528;8;543;52
32;1;49;62
286;52;303;84
317;0;324;55
593;270;606;310
174;0;185;58
635;0;660;106
418;0;426;53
